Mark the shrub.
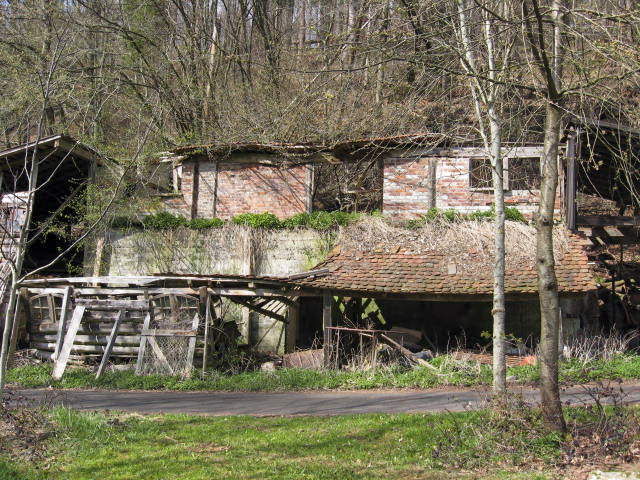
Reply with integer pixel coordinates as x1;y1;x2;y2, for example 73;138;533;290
308;210;357;230
143;211;188;229
505;206;525;222
282;212;310;229
232;212;282;229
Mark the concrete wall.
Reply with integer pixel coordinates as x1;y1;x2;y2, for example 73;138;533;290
99;227;331;353
382;146;562;218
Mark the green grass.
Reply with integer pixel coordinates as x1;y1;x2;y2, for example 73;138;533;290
0;407;578;480
8;353;640;392
7;360;490;391
509;353;640;384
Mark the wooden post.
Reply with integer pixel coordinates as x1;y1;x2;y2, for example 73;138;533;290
211;159;218;217
52;305;86;380
241;229;254;344
135;292;153;375
52;286;72;361
92;235;106;279
565;129;578;230
190;161;199;220
427;159;437;209
200;287;210;378
95;309;124;379
286;299;299;353
323;291;333;368
185;311;200;377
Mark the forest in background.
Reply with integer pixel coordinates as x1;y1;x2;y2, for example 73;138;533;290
0;0;639;158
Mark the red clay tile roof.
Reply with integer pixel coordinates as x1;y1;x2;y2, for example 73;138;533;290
294;234;594;297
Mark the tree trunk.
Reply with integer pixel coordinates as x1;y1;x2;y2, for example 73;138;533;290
536;100;566;434
490;110;506;394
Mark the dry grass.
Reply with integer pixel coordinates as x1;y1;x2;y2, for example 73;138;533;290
337;217;571;275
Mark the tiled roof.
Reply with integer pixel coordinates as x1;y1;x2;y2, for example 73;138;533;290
294;234;594;297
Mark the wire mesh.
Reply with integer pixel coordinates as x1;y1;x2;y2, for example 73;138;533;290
137;294;200;377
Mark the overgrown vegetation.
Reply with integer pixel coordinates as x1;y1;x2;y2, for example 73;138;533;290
421;206;526;224
113;210;363;231
1;400;638;480
8;353;640;392
123;207;526;233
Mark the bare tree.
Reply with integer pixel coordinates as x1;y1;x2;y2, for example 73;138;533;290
454;0;516;394
522;0;567;433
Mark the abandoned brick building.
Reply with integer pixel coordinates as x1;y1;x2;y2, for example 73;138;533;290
156;135;551;220
2;124;638;361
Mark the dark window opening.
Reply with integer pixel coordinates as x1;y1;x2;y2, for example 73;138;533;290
469;158;493;189
509;157;541;190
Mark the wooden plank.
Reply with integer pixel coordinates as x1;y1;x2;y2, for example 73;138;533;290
26;286;319;298
379;333;438;371
286;268;330;280
75;298;149;311
46;294;57;324
135;311;152;375
52;286;72;361
32;333;141;345
96;310;125;379
147;336;174;375
323;292;333;368
603;226;625;237
286;300;299;353
185;312;200;377
33;342;139;354
52;305;86;380
202;291;211;378
565;130;577;230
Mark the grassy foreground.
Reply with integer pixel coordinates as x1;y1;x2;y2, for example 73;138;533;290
5;404;636;480
7;353;640;392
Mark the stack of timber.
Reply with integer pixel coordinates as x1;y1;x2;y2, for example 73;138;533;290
29;292;150;361
21;274;305;364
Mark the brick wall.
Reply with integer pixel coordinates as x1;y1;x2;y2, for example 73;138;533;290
383;146;561;218
176;157;311;220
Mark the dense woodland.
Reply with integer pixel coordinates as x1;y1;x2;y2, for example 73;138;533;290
1;0;639;157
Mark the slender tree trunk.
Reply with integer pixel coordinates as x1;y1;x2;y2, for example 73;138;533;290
536;100;566;433
489;110;506;394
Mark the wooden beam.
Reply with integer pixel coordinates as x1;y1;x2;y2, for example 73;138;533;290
52;286;72;361
95;310;125;379
190;161;199;220
286;300;299;353
577;215;640;227
227;296;287;323
603;226;625;238
52;305;86;380
135;311;152;375
185;312;200;377
565;129;578;230
202;291;211;378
